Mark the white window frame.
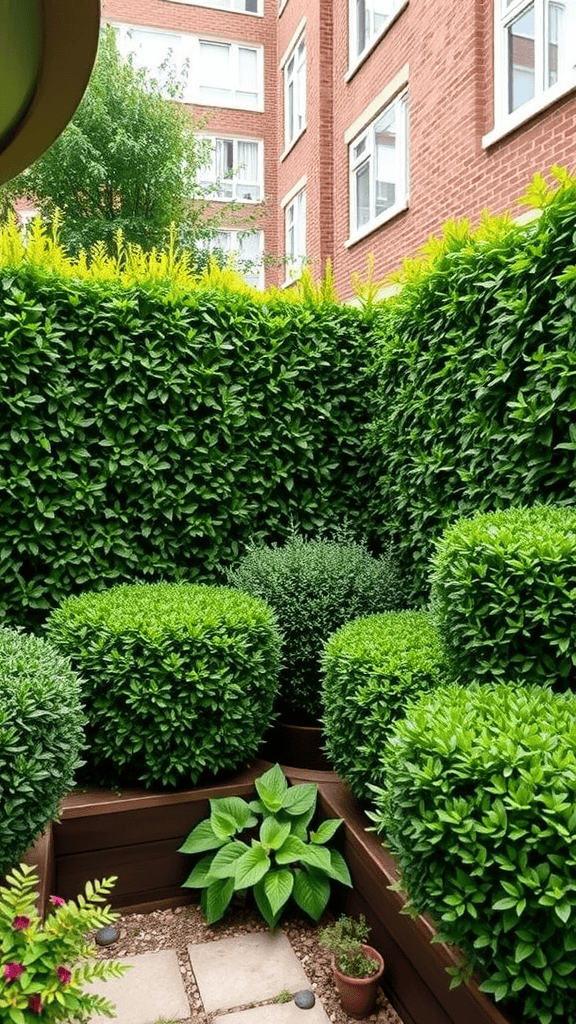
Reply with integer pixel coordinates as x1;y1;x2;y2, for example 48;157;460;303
198;136;264;203
112;23;264;111
198;229;264;288
484;0;576;146
164;0;263;15
283;188;306;283
348;0;407;74
283;33;307;150
347;89;408;246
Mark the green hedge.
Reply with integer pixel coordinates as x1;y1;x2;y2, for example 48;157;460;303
0;267;378;627
0;628;84;877
430;504;576;689
46;583;281;789
321;611;444;801
226;534;404;722
366;171;576;600
371;682;576;1024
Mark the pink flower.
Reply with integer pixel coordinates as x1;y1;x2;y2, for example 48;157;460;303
12;915;31;930
4;962;25;981
49;896;66;907
28;995;43;1014
56;966;72;985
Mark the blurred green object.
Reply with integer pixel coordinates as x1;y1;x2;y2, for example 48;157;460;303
0;0;100;185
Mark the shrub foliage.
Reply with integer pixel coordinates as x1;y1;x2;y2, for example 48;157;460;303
0;628;84;877
226;534;404;722
46;583;280;789
430;504;576;689
322;611;444;801
0;262;377;627
371;683;576;1024
367;169;576;599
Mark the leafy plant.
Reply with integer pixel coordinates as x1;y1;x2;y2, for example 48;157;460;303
0;863;131;1023
0;628;84;878
179;763;352;928
318;915;378;978
0;263;377;629
430;504;576;689
226;532;404;722
370;682;576;1024
47;583;280;789
321;611;445;802
366;168;576;602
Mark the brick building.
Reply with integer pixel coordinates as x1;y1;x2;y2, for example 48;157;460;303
99;0;576;295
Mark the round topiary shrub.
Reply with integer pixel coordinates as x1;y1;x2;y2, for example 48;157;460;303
226;534;405;723
430;504;576;689
371;682;576;1024
0;628;84;878
321;611;445;802
46;583;281;789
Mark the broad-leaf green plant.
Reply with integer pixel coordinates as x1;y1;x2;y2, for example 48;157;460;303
179;764;352;928
0;864;131;1022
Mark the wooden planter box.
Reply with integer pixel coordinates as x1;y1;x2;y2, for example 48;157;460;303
23;761;515;1024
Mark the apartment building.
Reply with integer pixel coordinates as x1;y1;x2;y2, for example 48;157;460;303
100;0;576;296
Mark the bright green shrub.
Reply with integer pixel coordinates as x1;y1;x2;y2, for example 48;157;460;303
226;534;404;722
367;169;576;600
46;583;281;789
0;628;84;877
321;611;444;801
0;263;378;628
371;683;576;1024
430;504;576;689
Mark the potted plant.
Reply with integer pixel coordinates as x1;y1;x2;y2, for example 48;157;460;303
318;914;384;1018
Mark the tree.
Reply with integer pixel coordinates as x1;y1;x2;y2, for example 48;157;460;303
4;25;254;259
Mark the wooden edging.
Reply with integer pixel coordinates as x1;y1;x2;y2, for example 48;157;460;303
21;761;515;1024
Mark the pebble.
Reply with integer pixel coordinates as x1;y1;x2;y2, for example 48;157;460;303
294;991;315;1009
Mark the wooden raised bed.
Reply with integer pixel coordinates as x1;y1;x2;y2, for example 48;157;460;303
23;761;515;1024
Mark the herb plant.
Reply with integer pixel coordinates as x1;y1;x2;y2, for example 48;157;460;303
0;628;85;878
318;915;378;978
0;863;130;1023
179;763;352;928
47;583;281;789
371;682;576;1024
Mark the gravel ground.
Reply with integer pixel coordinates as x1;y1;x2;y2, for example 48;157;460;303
93;897;406;1024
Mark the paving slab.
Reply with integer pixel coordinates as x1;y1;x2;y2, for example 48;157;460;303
188;932;311;1012
224;998;331;1024
87;950;190;1024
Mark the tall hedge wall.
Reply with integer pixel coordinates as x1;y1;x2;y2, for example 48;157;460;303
367;171;576;600
0;267;378;627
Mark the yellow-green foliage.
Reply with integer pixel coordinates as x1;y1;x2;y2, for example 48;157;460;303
0;213;338;304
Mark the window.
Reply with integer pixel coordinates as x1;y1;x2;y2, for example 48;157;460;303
198;137;263;201
198;230;264;288
349;91;408;240
284;35;306;147
113;24;263;110
165;0;261;13
284;190;306;279
495;0;576;123
350;0;404;65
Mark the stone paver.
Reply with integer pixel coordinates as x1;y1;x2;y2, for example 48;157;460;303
224;998;331;1024
188;932;311;1012
87;950;189;1024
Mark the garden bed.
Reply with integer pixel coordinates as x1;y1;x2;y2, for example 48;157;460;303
24;761;515;1024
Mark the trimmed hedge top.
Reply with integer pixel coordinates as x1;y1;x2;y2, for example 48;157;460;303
321;611;445;800
47;583;281;789
0;628;84;877
371;682;576;1024
430;504;576;688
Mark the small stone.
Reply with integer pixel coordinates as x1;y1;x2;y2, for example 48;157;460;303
294;990;315;1009
95;926;118;947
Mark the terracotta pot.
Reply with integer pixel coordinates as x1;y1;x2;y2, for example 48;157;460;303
332;944;384;1018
